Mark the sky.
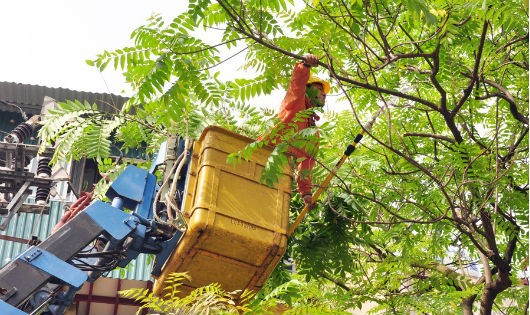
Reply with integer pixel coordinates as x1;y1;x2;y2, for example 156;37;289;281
0;0;184;96
0;0;343;111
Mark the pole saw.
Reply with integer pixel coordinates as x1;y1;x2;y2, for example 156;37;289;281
288;105;387;236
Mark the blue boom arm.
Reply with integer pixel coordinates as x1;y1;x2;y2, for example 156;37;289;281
0;164;183;315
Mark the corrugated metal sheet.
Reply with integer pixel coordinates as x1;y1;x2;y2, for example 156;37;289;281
0;81;128;115
0;200;63;265
107;253;153;281
0;200;153;281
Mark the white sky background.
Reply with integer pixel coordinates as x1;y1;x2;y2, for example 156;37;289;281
0;0;344;111
0;0;185;96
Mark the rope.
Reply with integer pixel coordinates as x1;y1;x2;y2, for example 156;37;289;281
288;105;387;236
152;143;185;222
152;137;192;231
165;137;192;230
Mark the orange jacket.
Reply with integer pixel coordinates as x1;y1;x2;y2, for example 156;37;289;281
261;62;319;197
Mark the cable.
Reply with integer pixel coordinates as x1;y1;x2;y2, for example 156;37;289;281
152;146;185;222
152;137;192;232
165;137;192;229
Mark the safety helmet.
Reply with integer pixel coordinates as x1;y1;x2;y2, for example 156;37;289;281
307;75;330;94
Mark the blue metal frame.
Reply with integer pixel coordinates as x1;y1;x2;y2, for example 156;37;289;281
0;247;90;315
106;165;150;210
84;201;137;241
0;140;191;314
20;248;87;289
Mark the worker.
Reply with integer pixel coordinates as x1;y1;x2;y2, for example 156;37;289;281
260;54;330;208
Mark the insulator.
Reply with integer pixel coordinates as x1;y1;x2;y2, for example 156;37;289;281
37;157;52;178
35;186;50;205
35;156;52;205
3;122;34;143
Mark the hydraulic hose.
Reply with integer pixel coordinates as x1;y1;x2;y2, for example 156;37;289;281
288;105;387;236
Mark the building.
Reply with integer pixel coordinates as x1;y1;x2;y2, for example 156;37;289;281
0;82;152;315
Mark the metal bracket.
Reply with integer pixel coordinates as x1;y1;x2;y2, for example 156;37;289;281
106;166;148;210
0;287;17;301
84;201;135;241
0;180;32;231
20;247;87;289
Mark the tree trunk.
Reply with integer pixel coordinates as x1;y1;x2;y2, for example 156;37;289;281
462;295;476;315
479;272;512;315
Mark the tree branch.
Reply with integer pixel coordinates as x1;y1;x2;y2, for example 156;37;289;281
451;20;489;117
411;262;475;289
319;272;351;291
320;2;385;64
500;127;529;165
462;295;477;315
474;77;529;125
495;32;529;54
430;41;446;110
429;39;463;143
403;132;456;144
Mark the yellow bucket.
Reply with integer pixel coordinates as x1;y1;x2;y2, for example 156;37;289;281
153;126;292;297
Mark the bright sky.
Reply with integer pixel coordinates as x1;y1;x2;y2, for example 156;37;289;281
0;0;184;96
0;0;345;112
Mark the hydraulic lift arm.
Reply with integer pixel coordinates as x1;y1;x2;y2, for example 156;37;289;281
0;165;181;315
0;125;293;315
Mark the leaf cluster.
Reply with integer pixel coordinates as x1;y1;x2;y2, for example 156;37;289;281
47;0;529;313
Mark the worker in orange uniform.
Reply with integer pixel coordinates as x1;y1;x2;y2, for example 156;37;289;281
260;54;330;208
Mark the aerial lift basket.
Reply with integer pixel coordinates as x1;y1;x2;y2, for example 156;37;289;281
152;126;292;296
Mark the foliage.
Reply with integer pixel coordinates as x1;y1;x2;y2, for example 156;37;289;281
40;0;528;314
121;271;350;314
120;272;252;314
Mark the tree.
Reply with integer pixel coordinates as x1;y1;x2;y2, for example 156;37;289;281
40;0;528;314
121;272;349;314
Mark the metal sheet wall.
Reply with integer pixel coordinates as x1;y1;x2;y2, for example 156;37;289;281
0;200;152;281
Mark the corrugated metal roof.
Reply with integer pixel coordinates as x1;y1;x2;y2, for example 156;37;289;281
0;200;153;281
0;81;128;115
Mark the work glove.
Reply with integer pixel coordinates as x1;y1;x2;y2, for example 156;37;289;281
303;54;319;68
302;194;316;210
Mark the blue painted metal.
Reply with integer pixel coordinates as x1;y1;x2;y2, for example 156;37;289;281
111;197;124;210
0;140;189;313
84;201;136;241
0;300;28;315
135;171;157;221
117;170;159;268
53;287;78;315
0;201;157;279
106;165;149;210
151;229;183;277
20;247;87;289
0;201;152;281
